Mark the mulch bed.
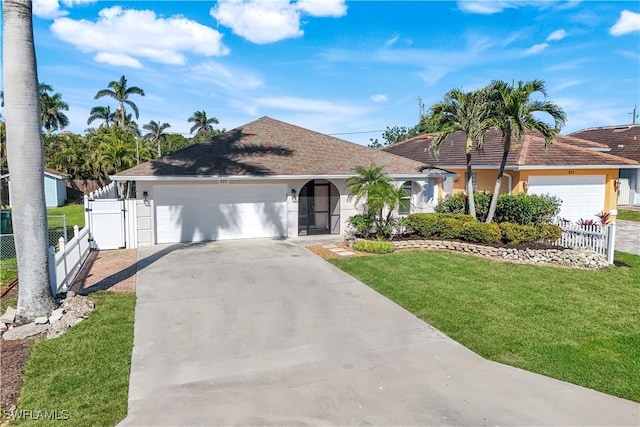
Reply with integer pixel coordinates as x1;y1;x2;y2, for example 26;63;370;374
0;285;35;414
0;334;40;414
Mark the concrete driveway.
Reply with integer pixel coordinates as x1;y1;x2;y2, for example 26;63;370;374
119;239;639;426
616;220;640;255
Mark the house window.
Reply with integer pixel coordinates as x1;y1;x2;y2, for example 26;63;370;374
399;181;412;215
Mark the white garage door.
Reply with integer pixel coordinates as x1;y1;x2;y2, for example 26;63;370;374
528;175;605;221
155;184;287;243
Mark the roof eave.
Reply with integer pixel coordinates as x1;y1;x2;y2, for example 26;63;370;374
110;172;446;182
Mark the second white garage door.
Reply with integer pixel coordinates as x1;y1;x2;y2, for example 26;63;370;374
155;184;287;243
528;175;605;221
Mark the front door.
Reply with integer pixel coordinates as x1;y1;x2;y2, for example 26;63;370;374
298;180;339;236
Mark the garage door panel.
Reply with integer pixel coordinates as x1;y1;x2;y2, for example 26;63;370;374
528;175;605;221
154;184;287;243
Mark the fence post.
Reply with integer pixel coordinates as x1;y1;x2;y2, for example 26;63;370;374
607;222;616;265
48;246;57;296
74;225;80;259
62;215;67;242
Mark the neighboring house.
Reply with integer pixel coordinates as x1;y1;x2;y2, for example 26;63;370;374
1;167;69;207
569;124;640;206
383;129;639;221
111;117;455;245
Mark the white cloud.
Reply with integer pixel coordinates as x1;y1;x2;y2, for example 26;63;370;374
33;0;95;19
371;94;388;103
210;0;346;44
296;0;347;17
255;96;365;116
190;62;264;91
547;29;567;41
457;1;516;15
610;10;640;36
384;35;400;48
95;52;142;69
50;7;229;68
524;43;549;55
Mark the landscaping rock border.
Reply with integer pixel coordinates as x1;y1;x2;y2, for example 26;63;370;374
390;239;609;269
0;292;95;341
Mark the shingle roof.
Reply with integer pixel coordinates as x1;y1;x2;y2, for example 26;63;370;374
1;167;69;180
382;128;638;168
114;117;430;178
569;125;640;162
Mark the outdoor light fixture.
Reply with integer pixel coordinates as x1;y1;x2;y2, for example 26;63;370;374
523;181;529;191
614;178;621;192
291;188;297;202
143;191;148;202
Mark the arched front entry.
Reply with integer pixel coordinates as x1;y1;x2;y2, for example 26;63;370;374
298;180;340;235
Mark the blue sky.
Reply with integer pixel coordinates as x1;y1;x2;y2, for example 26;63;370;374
8;0;640;145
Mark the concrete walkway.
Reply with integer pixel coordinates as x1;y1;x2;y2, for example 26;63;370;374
119;239;639;426
615;220;640;255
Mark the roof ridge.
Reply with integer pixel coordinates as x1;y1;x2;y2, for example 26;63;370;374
552;140;639;165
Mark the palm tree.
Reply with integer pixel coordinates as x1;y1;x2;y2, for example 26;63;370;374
143;120;171;157
39;84;69;134
3;0;55;321
122;112;141;136
94;75;145;129
346;163;409;236
188;110;219;138
87;105;115;128
484;80;567;223
427;88;492;219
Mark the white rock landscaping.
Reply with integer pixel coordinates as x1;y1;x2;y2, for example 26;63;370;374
0;293;96;341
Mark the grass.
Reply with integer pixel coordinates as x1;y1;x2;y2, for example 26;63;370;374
331;250;640;403
47;203;85;236
618;209;640;222
14;292;136;426
1;257;18;288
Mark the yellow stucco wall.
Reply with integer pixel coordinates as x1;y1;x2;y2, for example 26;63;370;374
447;167;620;218
449;168;512;194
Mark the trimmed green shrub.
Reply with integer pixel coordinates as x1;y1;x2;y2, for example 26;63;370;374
404;214;440;237
348;213;375;238
537;223;562;242
435;192;492;221
499;222;539;245
439;217;465;240
494;193;561;226
435;193;466;215
354;239;395;254
437;192;561;226
462;221;502;244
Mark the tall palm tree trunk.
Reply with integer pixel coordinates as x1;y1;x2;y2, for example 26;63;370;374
3;0;55;322
486;136;511;223
465;137;476;219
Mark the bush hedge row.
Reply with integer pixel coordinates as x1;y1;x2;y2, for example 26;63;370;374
404;213;562;245
435;192;561;225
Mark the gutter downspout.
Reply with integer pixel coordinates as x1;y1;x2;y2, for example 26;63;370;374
503;172;513;194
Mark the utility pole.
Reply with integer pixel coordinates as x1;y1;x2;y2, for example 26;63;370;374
418;97;424;121
630;105;638;125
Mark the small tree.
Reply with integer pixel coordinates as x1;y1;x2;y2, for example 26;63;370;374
346;164;408;236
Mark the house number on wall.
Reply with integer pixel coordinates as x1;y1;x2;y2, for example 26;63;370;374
219;179;229;184
568;170;575;174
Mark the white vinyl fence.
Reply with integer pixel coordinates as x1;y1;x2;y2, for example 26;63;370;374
48;225;91;295
553;221;616;264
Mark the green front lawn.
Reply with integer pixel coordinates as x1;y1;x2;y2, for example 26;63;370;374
332;250;640;403
618;209;640;222
14;292;136;426
47;203;85;234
